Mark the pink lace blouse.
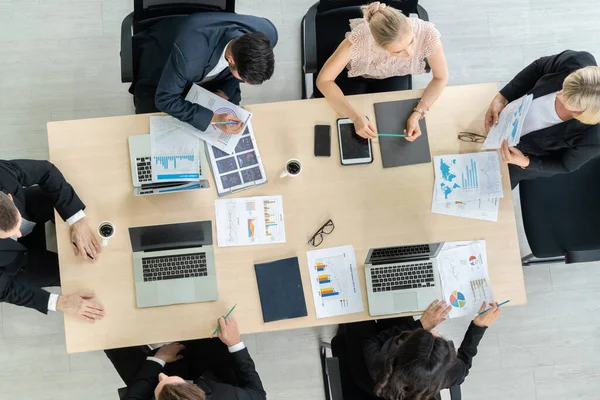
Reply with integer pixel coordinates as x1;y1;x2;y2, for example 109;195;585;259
346;18;441;79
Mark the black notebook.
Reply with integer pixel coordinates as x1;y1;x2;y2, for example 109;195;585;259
254;257;308;323
374;98;432;168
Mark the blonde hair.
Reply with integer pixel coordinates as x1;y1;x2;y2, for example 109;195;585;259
361;2;410;48
562;66;600;125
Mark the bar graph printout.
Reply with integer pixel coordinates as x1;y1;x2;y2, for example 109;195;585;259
307;245;364;318
433;152;504;203
214;196;286;247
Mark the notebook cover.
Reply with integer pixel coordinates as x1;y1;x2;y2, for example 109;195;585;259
373;98;432;168
254;257;308;323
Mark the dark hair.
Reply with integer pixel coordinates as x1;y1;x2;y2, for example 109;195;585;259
0;192;19;233
159;382;206;400
230;32;275;85
375;329;456;400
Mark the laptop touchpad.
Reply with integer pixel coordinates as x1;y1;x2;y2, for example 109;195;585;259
393;292;419;311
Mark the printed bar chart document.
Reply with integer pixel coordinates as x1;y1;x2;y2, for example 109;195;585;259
307;245;364;318
482;94;533;150
214;196;285;247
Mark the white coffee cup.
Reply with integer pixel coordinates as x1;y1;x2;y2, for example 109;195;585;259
280;159;302;178
97;221;116;247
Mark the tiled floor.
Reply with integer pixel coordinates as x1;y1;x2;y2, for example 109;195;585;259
1;0;599;399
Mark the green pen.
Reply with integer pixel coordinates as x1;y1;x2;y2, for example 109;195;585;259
378;133;408;137
212;304;237;335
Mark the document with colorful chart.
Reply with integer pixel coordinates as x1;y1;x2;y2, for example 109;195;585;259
214;196;285;247
437;241;494;318
482;94;533;150
306;245;364;318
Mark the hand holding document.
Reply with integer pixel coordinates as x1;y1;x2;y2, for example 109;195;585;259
482;94;533;150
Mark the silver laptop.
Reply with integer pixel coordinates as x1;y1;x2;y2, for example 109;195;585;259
365;243;444;316
128;134;210;196
128;221;218;308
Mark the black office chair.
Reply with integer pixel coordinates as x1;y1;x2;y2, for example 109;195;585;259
120;0;235;84
301;0;429;99
320;334;462;400
520;156;600;265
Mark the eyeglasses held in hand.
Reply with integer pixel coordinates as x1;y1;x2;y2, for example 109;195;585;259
458;132;486;143
308;219;335;247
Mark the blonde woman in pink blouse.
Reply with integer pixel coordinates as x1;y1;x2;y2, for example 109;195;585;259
316;2;448;141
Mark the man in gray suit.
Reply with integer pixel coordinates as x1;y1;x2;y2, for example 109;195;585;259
132;12;278;134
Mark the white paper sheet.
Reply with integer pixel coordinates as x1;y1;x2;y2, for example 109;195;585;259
214;196;285;247
150;116;201;182
437;241;494;318
306;245;364;318
433;152;504;203
482;94;533;150
184;84;252;154
206;121;267;196
431;184;499;222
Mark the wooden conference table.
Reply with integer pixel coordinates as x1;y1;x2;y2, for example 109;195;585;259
47;83;526;353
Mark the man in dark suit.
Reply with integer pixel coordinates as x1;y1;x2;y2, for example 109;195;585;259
106;317;266;400
132;12;278;134
0;159;105;321
484;50;600;188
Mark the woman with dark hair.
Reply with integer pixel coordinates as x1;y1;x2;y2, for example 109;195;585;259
342;300;501;400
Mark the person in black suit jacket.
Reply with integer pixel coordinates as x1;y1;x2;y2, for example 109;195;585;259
132;12;278;134
484;50;600;189
342;300;501;400
0;160;105;321
105;317;266;400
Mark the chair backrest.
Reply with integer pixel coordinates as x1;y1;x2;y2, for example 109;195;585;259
316;0;419;14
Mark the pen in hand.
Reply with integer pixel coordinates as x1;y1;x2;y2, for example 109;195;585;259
478;300;510;315
213;304;237;336
72;242;94;261
211;121;240;125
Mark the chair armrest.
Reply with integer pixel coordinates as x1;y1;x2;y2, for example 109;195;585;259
302;3;319;74
566;249;600;264
325;358;344;400
120;12;134;83
416;4;429;21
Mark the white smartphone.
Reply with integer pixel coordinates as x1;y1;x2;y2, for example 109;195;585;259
337;118;373;165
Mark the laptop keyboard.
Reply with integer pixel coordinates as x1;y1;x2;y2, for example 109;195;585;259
370;262;435;292
136;157;152;183
370;245;431;261
142;253;207;282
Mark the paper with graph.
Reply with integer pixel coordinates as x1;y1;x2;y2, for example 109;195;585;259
214;196;285;247
307;245;364;318
431;184;499;222
433;152;504;203
150;116;202;182
483;94;533;149
184;84;252;154
437;240;494;318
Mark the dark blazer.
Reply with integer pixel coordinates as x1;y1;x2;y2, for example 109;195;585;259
123;348;266;400
363;320;487;395
153;13;278;132
500;50;600;178
0;160;84;313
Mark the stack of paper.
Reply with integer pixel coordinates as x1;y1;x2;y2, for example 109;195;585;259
482;94;533;150
437;241;494;319
431;152;503;222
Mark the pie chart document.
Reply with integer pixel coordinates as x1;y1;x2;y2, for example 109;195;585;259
437;241;494;318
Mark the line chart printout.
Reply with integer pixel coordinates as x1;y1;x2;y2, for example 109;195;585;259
483;94;533;150
437;240;494;318
306;245;364;318
185;84;252;154
150;116;201;182
433;152;504;203
214;196;285;247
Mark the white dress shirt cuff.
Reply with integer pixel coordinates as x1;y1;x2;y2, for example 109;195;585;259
146;357;166;367
228;341;246;353
47;293;59;312
66;210;86;226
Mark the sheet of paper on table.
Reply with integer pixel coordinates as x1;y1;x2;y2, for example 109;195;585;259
433;152;504;203
306;245;364;318
184;84;252;154
431;184;499;222
205;121;267;196
149;116;201;183
437;240;494;319
214;195;285;247
482;94;533;150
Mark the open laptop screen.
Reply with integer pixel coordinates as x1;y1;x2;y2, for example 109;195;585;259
129;221;212;252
